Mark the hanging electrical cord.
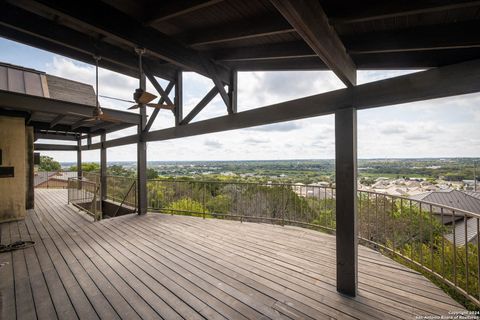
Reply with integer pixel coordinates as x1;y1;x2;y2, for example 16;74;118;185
0;240;35;253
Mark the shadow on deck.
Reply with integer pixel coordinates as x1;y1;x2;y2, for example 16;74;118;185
0;189;464;319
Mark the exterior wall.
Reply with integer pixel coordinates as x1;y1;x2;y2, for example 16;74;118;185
0;116;26;222
26;126;34;209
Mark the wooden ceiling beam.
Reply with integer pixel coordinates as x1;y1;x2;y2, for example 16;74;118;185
329;0;480;24
270;0;356;87
29;121;90;134
49;114;66;128
345;20;480;54
85;57;480;150
212;19;480;61
35;132;77;141
145;0;224;25
0;25;140;79
21;0;230;84
180;86;219;125
212;41;315;61
89;122;117;133
224;57;328;71
186;15;294;47
70;119;87;130
143;81;175;134
34;143;78;151
0;3;177;81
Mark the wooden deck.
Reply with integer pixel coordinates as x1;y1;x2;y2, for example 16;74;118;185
0;189;464;319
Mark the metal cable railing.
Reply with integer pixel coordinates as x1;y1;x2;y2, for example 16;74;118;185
106;175;137;208
75;174;480;307
357;190;480;308
146;178;480;308
34;171;78;189
67;177;101;221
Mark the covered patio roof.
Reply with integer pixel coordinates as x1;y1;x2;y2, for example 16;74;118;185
1;0;480;81
1;0;480;301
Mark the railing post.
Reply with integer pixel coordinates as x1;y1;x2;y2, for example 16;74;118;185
100;133;107;203
203;182;206;219
92;186;97;221
77;138;82;179
335;107;358;297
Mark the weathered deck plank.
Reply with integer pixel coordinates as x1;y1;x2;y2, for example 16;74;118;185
0;189;466;320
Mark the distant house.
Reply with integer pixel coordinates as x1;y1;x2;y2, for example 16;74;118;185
293;183;334;200
411;190;480;246
463;180;478;190
465;191;480;200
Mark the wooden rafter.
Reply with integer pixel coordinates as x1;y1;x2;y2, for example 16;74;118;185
35;132;77;141
180;87;219;125
49;114;66;128
0;4;177;80
70;118;87;130
85;57;480;149
21;0;230;84
212;41;314;61
329;0;480;24
186;15;294;47
144;67;175;106
143;81;175;134
34;143;77;151
270;0;356;87
201;58;231;112
345;20;480;54
145;0;224;25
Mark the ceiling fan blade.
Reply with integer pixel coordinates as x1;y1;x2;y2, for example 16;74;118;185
128;104;140;110
99;114;121;123
138;91;157;104
83;118;99;122
146;103;176;110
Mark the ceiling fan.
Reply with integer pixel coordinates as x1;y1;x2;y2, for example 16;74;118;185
68;56;121;123
128;48;175;111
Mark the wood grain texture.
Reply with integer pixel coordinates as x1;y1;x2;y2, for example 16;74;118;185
0;189;465;319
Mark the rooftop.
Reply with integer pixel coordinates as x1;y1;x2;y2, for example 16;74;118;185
411;190;480;214
0;61;139;139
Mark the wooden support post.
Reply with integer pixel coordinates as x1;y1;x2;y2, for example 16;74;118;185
100;132;107;201
228;70;238;114
76;138;82;179
25;126;34;210
335;107;358;296
175;70;183;126
137;72;148;215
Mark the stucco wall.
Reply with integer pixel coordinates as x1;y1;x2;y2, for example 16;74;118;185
0;116;26;222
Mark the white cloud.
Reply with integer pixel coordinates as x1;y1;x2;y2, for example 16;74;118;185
244;137;269;145
249;122;302;132
204;139;222;149
35;56;479;162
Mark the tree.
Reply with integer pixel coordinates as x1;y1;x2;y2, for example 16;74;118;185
166;198;207;216
147;168;159;179
108;165;133;177
69;162;100;172
39;156;61;172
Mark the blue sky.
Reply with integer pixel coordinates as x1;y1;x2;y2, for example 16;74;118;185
1;37;479;162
